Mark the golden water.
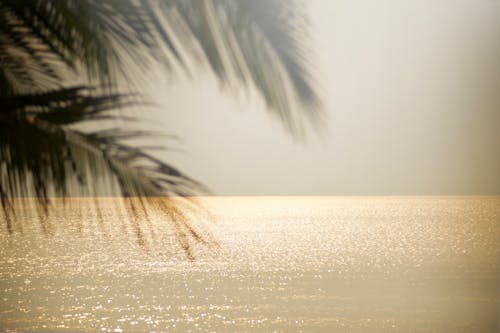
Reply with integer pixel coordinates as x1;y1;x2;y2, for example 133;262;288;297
0;197;498;332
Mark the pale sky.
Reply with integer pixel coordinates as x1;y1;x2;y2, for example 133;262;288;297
148;0;500;195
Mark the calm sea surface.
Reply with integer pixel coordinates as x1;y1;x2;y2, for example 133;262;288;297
0;197;498;332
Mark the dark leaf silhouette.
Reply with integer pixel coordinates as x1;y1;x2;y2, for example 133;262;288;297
0;0;321;255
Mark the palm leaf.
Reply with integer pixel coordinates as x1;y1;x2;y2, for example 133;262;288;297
0;1;321;255
0;87;214;254
157;0;322;135
0;0;322;134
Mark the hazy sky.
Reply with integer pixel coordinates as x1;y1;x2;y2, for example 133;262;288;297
149;0;500;195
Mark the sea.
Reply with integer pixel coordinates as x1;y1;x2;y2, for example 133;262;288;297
0;196;498;332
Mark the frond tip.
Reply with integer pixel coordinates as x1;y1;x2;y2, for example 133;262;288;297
155;0;323;137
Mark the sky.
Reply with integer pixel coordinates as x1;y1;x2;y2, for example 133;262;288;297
148;0;500;195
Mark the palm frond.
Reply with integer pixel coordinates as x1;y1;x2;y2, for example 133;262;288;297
0;0;322;135
0;1;321;255
0;87;213;254
157;0;322;136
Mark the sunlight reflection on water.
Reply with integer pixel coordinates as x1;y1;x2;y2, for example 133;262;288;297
0;197;498;332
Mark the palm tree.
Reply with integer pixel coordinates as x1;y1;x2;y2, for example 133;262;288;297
0;0;321;254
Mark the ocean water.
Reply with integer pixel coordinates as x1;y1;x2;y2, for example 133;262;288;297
0;196;498;332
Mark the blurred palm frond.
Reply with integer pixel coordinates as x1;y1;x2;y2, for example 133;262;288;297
0;0;321;254
0;0;321;132
0;87;211;254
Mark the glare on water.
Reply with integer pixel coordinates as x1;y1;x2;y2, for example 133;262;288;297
0;196;498;332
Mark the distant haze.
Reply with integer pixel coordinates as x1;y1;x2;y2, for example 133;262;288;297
149;0;500;195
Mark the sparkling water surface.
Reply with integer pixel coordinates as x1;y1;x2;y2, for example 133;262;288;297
0;197;498;332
